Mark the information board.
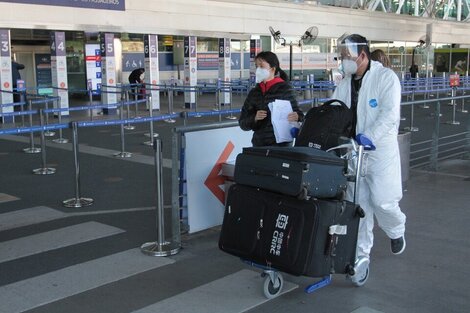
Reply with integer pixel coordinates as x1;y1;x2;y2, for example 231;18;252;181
85;44;102;94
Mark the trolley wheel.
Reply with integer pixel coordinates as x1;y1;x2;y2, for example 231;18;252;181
352;266;369;287
263;273;284;299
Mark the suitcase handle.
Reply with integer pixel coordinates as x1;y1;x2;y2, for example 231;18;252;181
251;169;277;178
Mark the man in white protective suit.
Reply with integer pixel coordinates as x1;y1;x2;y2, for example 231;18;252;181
332;34;407;286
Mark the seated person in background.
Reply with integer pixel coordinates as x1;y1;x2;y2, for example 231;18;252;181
128;68;145;100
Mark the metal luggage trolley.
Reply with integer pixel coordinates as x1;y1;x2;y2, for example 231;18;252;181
244;140;367;299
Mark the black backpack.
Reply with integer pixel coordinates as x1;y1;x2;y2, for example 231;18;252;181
295;99;352;151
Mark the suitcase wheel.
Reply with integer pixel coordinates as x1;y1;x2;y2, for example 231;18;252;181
262;271;284;299
346;264;355;276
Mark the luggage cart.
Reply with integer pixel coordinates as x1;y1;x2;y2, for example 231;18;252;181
241;140;367;299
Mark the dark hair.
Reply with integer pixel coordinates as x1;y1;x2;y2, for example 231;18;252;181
370;49;391;68
255;51;289;81
342;34;370;59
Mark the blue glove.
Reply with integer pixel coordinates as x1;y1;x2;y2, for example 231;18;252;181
355;133;376;151
290;127;300;139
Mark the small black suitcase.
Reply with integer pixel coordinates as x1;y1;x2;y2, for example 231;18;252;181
219;184;361;277
233;146;348;200
295;99;353;151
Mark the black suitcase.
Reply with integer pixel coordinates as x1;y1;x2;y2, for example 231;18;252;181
233;146;348;200
219;184;361;277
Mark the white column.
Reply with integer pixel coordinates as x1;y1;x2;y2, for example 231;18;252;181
218;38;231;106
249;39;261;85
50;31;69;116
144;34;160;110
0;29;13;122
184;36;197;109
101;33;117;114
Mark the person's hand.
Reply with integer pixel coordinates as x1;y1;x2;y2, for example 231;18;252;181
355;133;376;151
287;112;299;122
255;110;268;121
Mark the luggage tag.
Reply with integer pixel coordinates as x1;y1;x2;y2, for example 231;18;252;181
325;225;348;256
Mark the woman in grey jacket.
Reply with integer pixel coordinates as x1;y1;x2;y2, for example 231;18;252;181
239;51;303;147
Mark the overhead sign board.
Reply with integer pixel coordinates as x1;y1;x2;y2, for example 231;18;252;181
0;0;125;11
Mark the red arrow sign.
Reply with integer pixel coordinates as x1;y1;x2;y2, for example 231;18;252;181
204;141;235;204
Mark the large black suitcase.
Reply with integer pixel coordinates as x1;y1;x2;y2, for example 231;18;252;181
219;184;361;277
233;146;348;200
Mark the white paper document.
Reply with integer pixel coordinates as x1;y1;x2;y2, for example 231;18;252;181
268;99;294;143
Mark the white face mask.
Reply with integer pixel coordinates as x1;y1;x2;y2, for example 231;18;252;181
342;59;358;76
139;73;145;81
255;67;271;83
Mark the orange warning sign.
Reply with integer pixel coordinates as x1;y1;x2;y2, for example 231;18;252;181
450;74;460;87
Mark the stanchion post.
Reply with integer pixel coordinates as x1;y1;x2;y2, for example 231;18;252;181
63;122;94;208
141;138;180;256
44;98;55;137
124;87;135;130
193;86;201;118
225;85;237;120
165;87;176;123
144;95;158;145
33;109;56;175
404;90;419;132
87;81;94;121
460;88;468;113
465;104;470;159
446;87;460;125
20;91;26;127
52;107;69;144
23;99;41;154
429;100;441;171
114;101;132;158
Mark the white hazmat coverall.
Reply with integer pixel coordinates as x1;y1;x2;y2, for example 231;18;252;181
333;60;406;259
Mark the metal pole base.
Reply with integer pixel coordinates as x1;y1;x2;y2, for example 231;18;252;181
140;241;180;257
44;131;56;137
144;133;159;138
33;167;56;175
124;125;136;130
404;126;419;132
164;119;176;123
52;138;69;144
23;147;41;154
225;115;237;120
63;197;94;208
459;109;468;113
114;152;132;158
446;121;460;125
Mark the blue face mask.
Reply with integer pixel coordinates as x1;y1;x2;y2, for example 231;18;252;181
255;67;271;83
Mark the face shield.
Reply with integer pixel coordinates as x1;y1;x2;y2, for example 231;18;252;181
336;34;368;62
335;34;368;76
